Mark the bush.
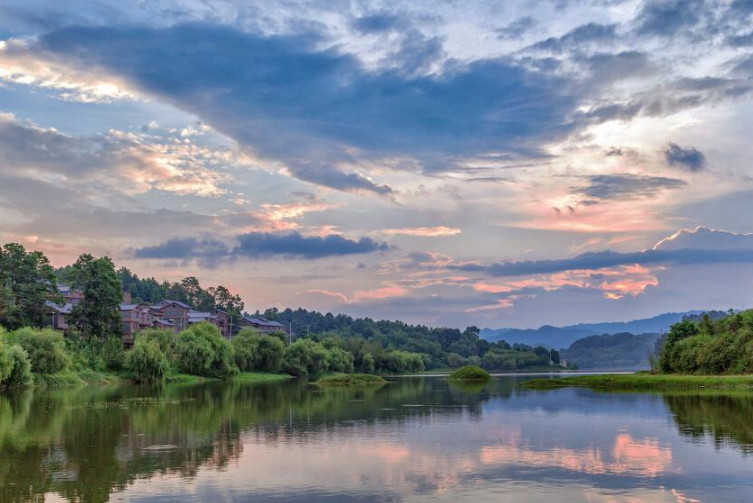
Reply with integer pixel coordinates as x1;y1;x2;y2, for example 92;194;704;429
176;323;236;378
231;329;260;371
101;336;126;371
126;340;169;384
10;327;69;374
449;365;491;381
137;329;178;358
5;345;32;387
283;339;329;376
0;339;11;383
255;334;285;372
326;347;354;373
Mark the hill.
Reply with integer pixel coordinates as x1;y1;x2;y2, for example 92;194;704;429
481;311;703;348
560;332;660;369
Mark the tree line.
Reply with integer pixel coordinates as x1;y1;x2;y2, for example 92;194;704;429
656;309;753;374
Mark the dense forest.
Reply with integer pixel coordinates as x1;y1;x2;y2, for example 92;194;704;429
657;310;753;374
561;333;660;369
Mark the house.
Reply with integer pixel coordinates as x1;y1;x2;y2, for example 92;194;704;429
150;300;191;332
188;309;232;339
120;302;154;345
239;316;286;334
58;285;83;306
45;301;72;331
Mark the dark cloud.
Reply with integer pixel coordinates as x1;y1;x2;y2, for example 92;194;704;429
634;0;705;37
351;13;405;34
38;23;577;187
530;23;618;52
451;248;753;277
664;143;706;171
571;174;686;201
496;16;536;40
134;232;390;262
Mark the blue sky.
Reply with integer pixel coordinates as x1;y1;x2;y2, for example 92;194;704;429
1;0;753;328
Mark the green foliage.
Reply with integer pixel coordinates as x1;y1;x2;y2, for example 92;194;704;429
382;350;425;374
561;332;659;369
68;254;123;339
658;310;753;375
0;243;58;330
231;329;260;371
5;344;33;387
125;340;169;383
316;373;386;386
136;329;178;360
325;347;354;373
283;339;330;376
0;339;11;383
255;334;285;372
11;327;69;374
176;322;236;378
449;365;491;381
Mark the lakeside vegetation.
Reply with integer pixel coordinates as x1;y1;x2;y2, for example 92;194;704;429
527;309;753;391
315;373;387;386
0;242;572;389
449;365;491;381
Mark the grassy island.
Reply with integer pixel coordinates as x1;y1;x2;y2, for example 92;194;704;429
525;373;753;391
315;373;387;386
449;365;491;381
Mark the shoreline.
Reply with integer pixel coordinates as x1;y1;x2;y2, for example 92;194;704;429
524;373;753;391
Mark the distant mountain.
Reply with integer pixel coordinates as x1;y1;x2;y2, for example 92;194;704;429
481;311;704;349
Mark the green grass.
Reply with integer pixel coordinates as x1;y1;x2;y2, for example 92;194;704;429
315;373;387;386
233;372;292;383
524;372;753;391
449;365;491;381
36;369;123;387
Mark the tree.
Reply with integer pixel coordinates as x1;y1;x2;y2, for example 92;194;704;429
0;243;58;329
126;340;169;383
68;254;123;339
176;322;236;378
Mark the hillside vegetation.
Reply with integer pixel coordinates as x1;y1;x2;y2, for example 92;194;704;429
561;332;659;369
658;310;753;374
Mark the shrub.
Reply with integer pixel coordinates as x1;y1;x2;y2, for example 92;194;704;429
5;345;32;387
126;340;169;384
101;336;126;371
449;365;491;381
326;347;354;373
255;335;285;372
0;339;11;383
137;329;178;358
11;327;69;374
283;339;329;376
176;323;236;378
231;329;260;371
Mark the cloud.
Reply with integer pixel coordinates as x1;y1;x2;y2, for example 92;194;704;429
351;13;406;34
380;226;462;237
0;113;232;197
450;227;753;277
633;0;705;37
664;143;706;171
496;16;537;40
34;23;577;187
571;174;687;202
530;23;618;52
134;231;390;262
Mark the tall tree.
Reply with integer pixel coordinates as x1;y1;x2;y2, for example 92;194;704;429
0;243;58;329
68;254;123;339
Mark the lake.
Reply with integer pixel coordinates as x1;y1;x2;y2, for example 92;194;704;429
1;375;752;502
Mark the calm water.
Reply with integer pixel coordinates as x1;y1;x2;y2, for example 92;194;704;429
1;376;753;502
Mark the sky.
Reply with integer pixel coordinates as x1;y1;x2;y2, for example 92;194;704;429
1;0;753;329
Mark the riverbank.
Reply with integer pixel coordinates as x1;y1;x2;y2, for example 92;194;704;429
315;373;387;386
19;370;293;389
524;373;753;391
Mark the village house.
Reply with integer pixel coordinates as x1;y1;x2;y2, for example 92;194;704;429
239;316;286;334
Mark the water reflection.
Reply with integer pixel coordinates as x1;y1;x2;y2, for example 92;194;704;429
0;378;752;502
